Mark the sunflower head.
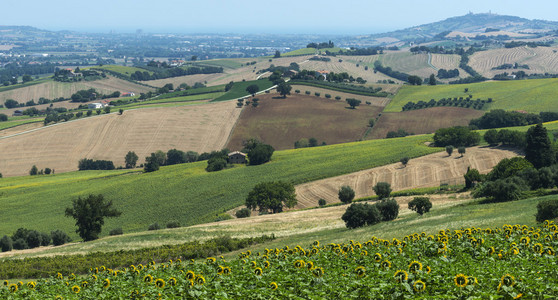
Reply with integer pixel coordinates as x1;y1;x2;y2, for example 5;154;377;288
71;285;80;294
269;282;278;290
467;276;478;286
144;274;153;283
155;278;165;288
195;275;205;285
394;270;408;283
426;265;431;274
254;267;263;276
501;274;515;287
306;261;314;270
413;280;426;292
223;266;231;275
409;260;423;273
374;253;382;262
533;243;543;254
312;267;324;277
355;266;366;278
381;260;391;269
168;277;177;286
454;274;468;287
103;278;110;289
9;284;18;293
217;265;225;275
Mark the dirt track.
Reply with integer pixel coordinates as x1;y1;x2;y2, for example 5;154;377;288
295;146;519;209
0;101;240;176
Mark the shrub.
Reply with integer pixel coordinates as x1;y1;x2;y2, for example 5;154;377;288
235;208;251;218
535;199;558;223
408;197;432;215
373;182;392;199
0;113;7;121
13;238;28;250
325;94;331;98
484;129;499;146
109;228;123;236
433;126;480;147
247;143;274;165
29;165;38;175
314;92;321;97
44;168;52;175
318;198;327;207
464;167;483;189
341;203;381;229
148;223;161;231
51;230;71;246
166;220;181;228
295;90;300;93
376;199;399;221
446;145;454;156
215;213;233;222
338;185;355;204
0;235;13;252
400;156;409;167
26;230;43;248
473;176;528;202
335;96;341;100
305;91;311;95
40;232;51;246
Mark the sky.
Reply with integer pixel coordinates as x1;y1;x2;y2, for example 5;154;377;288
3;0;558;35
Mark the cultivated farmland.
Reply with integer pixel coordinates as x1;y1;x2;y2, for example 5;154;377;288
0;76;153;105
384;78;558;113
0;101;240;176
295;146;518;208
469;46;558;78
301;56;397;84
226;92;383;150
368;107;484;139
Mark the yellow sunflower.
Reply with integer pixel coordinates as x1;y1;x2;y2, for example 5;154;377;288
374;253;382;262
9;283;18;293
533;243;543;254
306;261;314;270
195;275;205;285
144;274;153;284
409;260;423;273
155;278;165;288
355;266;366;278
71;285;80;294
269;282;278;290
264;261;271;269
413;280;426;292
394;270;408;283
381;260;391;269
501;274;515;287
312;267;324;278
223;266;232;275
254;267;263;276
216;265;225;275
26;281;35;290
426;266;431;274
454;274;468;287
3;280;8;286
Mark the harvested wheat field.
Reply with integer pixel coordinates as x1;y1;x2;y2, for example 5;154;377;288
468;46;558;78
0;101;240;176
294;146;518;209
368;107;485;139
0;77;153;104
226;92;382;150
301;56;398;84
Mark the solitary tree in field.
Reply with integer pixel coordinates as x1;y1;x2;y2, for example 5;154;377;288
125;151;139;168
338;186;355;204
245;181;296;214
408;197;432;215
400;156;410;167
525;123;555;168
446;145;454;156
246;84;260;97
274;50;281;58
458;146;466;157
29;165;38;176
373;182;392;199
276;82;292;98
65;194;122;241
346;98;361;109
429;74;436;85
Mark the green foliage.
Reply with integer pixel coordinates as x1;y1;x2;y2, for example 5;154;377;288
400;156;409;167
247;143;274;165
434;126;480;147
51;230;71;246
338;185;355;204
474;176;528;203
458;146;466;157
373;182;392;199
0;113;7;121
376;199;400;221
78;159;115;171
0;235;13;252
29;165;38;176
483;129;499;146
148;223;160;231
206;157;227;172
166;220;181;229
487;157;533;181
408;197;432;215
525;124;555;168
341;203;382;228
144;153;160;172
235;208;251;218
535;199;558;222
346;98;361;109
109;228;123;236
124;151;138;169
277;82;292;98
318;198;327;207
65;194;122;242
212;79;273;102
246;84;259;96
245;181;297;214
464;168;483;189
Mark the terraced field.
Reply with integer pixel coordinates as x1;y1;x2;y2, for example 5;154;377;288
0;77;153;105
294;146;518;208
0;101;240;176
469;46;558;78
302;56;396;83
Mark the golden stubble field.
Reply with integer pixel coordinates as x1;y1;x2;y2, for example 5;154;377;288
294;146;518;209
468;46;558;78
0;76;153;104
0;101;241;176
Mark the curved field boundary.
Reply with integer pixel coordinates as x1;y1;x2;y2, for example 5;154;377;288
295;146;518;209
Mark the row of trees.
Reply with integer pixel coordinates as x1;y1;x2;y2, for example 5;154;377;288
469;110;558;129
129;66;223;81
402;97;489;112
433;126;481;147
1;228;71;252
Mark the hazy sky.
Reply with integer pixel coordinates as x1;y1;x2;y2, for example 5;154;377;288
3;0;558;34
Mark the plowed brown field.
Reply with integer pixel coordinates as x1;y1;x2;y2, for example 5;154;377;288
294;146;518;209
0;101;240;176
368;107;484;139
226;92;383;150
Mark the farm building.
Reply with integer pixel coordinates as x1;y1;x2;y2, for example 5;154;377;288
88;103;104;109
228;151;247;164
121;92;135;97
317;70;329;80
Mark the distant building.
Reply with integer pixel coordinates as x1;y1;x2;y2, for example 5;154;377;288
316;70;329;80
121;92;135;97
88;103;104;109
228;151;247;164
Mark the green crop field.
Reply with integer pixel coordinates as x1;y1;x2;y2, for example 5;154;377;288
194;59;244;69
91;65;153;77
0;78;50;93
212;79;275;101
0;118;43;131
379;52;431;74
385;78;558;113
0;135;441;239
282;48;317;56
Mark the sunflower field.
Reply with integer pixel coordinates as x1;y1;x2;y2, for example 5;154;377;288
1;221;557;299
